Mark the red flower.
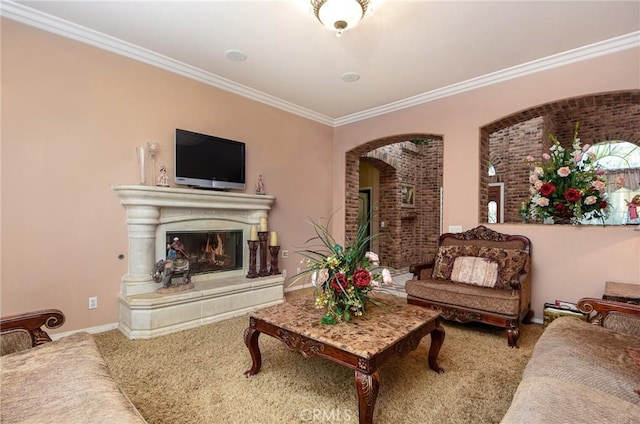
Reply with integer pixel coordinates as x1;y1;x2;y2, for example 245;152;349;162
352;268;371;289
599;200;608;209
539;183;556;197
564;188;581;203
330;273;349;292
554;203;567;212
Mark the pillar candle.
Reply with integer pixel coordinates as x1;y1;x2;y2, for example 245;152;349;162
249;225;258;241
259;217;267;232
269;231;278;246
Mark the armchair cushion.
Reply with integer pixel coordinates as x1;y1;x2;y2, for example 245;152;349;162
432;245;480;280
477;247;529;289
450;256;499;288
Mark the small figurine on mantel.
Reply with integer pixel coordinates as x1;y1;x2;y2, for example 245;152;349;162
256;174;266;195
156;165;169;187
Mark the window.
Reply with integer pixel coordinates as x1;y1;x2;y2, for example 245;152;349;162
582;141;640;225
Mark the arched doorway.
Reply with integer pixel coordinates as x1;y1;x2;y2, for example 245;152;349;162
345;134;444;270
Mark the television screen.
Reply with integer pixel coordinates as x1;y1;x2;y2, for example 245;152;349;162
174;129;246;190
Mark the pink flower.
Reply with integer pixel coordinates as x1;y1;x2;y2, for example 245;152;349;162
573;153;583;162
592;180;606;191
534;180;543;190
317;268;329;284
596;169;606;176
542;153;551;160
529;174;539;184
533;166;544;176
365;251;379;266
557;167;571;177
582;144;591;152
526;155;535;162
584;195;597;205
536;197;550;207
382;268;393;285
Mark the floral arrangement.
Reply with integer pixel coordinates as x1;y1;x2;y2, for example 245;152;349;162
525;123;609;224
295;218;393;325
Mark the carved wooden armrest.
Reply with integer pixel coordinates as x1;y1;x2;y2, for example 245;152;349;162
577;298;640;325
409;262;434;279
0;309;65;348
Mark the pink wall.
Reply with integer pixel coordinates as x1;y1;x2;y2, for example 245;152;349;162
2;19;639;331
333;47;640;320
1;19;334;332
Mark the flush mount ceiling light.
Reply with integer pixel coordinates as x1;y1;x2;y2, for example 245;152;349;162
311;0;370;37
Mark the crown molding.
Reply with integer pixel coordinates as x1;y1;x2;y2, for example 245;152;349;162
335;31;640;127
0;1;334;126
2;1;638;128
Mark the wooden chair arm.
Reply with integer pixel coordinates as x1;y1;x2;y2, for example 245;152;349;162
0;309;65;347
409;262;434;279
577;298;640;324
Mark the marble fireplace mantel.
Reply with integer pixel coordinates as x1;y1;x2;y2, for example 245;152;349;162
112;185;284;339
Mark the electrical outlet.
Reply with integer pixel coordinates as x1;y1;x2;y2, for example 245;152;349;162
88;297;98;310
281;250;289;259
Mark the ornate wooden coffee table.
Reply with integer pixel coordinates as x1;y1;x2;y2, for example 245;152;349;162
244;297;445;424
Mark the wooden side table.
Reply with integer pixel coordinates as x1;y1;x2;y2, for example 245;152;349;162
602;281;640;305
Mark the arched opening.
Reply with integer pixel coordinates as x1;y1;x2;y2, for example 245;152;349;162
481;90;640;224
345;134;444;270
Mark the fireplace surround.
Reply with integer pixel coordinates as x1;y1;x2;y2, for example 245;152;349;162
113;185;284;339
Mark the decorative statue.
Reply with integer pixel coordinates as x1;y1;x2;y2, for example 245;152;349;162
256;174;265;195
152;237;191;289
156;165;169;187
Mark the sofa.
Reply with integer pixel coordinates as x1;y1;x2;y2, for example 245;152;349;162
406;225;532;347
0;309;147;424
501;297;640;423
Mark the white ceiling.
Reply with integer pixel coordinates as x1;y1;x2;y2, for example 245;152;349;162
5;1;640;125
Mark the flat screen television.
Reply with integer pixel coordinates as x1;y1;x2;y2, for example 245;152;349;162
174;129;246;190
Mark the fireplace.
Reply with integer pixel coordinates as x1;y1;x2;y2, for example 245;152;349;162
113;185;285;339
166;230;243;276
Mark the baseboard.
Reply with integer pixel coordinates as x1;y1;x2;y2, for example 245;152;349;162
530;317;543;325
51;322;119;340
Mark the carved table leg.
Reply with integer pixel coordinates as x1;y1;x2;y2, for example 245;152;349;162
355;370;379;424
428;324;445;373
243;327;262;377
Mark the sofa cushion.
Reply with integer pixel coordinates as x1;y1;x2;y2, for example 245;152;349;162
450;256;499;288
500;317;640;423
432;245;480;280
405;278;521;316
478;247;528;289
1;332;147;424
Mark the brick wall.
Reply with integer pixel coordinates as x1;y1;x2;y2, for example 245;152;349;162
481;90;640;223
346;135;443;271
346;90;639;271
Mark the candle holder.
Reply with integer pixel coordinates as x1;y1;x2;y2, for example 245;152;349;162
246;240;259;278
258;231;270;277
269;245;281;275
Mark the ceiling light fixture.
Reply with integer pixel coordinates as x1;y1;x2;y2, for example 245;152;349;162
311;0;370;37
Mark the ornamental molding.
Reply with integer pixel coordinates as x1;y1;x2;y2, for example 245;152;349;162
2;0;638;127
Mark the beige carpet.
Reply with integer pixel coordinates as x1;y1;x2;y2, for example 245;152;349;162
95;300;543;424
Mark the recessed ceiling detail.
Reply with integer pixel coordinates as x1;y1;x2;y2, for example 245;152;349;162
225;49;247;62
342;72;360;83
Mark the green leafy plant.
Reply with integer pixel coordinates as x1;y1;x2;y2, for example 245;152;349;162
292;217;393;325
